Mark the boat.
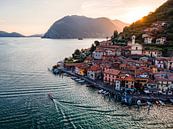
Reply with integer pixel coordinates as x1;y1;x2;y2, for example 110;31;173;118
78;80;85;84
156;100;165;106
48;67;52;72
71;77;77;80
169;99;173;104
48;93;54;101
159;100;165;106
53;69;59;74
102;91;107;94
98;89;104;94
104;91;109;96
78;37;83;40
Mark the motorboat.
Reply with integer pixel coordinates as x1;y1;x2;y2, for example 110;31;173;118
159;100;165;106
170;99;173;104
71;77;77;80
78;80;85;84
48;93;54;101
98;89;104;94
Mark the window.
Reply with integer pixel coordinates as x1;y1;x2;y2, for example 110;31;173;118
136;47;138;50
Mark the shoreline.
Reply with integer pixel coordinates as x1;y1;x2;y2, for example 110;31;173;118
50;67;173;106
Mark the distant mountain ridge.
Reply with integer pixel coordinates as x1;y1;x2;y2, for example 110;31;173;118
43;15;128;39
0;31;25;37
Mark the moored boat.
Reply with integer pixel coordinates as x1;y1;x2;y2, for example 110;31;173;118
98;89;104;94
159;100;165;106
170;99;173;104
78;79;85;84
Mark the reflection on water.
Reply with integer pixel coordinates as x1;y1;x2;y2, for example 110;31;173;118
0;37;173;129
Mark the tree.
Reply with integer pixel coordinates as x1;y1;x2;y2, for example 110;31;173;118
74;49;81;55
90;44;96;53
94;40;100;47
113;30;119;38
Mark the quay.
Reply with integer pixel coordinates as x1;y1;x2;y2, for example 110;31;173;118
51;67;173;106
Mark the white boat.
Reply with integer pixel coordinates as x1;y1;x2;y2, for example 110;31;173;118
104;92;109;95
71;77;77;80
75;78;81;81
98;89;104;94
170;99;173;104
78;80;85;83
102;91;107;94
159;100;165;106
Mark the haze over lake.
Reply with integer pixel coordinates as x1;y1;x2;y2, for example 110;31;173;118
0;37;172;129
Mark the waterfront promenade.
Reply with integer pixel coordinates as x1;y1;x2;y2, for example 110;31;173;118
55;68;173;105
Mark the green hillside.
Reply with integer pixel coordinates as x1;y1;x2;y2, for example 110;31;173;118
123;0;173;44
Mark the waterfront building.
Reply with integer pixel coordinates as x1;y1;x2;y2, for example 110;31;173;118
75;63;88;76
154;72;173;91
167;57;173;70
87;65;101;80
118;73;135;89
104;68;120;85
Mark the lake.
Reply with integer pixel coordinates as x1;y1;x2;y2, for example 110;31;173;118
0;37;173;129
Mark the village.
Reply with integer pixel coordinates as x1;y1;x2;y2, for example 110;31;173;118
52;21;173;106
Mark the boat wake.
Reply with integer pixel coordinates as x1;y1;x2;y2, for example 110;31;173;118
52;99;78;129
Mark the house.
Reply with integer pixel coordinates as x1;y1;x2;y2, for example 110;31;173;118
150;65;158;73
167;57;173;70
118;73;135;89
128;35;143;55
115;79;121;90
87;65;101;80
75;63;88;76
143;50;162;57
156;37;166;45
142;34;153;44
121;46;131;57
154;72;173;91
104;68;120;85
84;56;92;64
92;49;104;60
155;57;167;69
100;40;113;46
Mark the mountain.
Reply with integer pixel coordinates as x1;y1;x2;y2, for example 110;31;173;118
111;20;129;32
122;0;173;44
43;15;128;39
0;31;25;37
28;34;43;37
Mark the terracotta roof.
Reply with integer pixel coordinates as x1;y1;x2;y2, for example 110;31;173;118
88;65;101;71
104;69;120;76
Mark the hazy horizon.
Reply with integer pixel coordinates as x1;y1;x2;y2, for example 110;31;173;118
0;0;167;35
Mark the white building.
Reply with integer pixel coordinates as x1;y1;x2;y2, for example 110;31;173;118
143;50;162;57
167;57;173;70
128;35;143;55
92;49;104;60
87;65;101;80
155;58;167;69
156;37;166;44
115;80;121;90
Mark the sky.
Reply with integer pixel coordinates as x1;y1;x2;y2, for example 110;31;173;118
0;0;167;35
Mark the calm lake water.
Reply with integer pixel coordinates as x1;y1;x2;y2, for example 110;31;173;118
0;37;173;129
